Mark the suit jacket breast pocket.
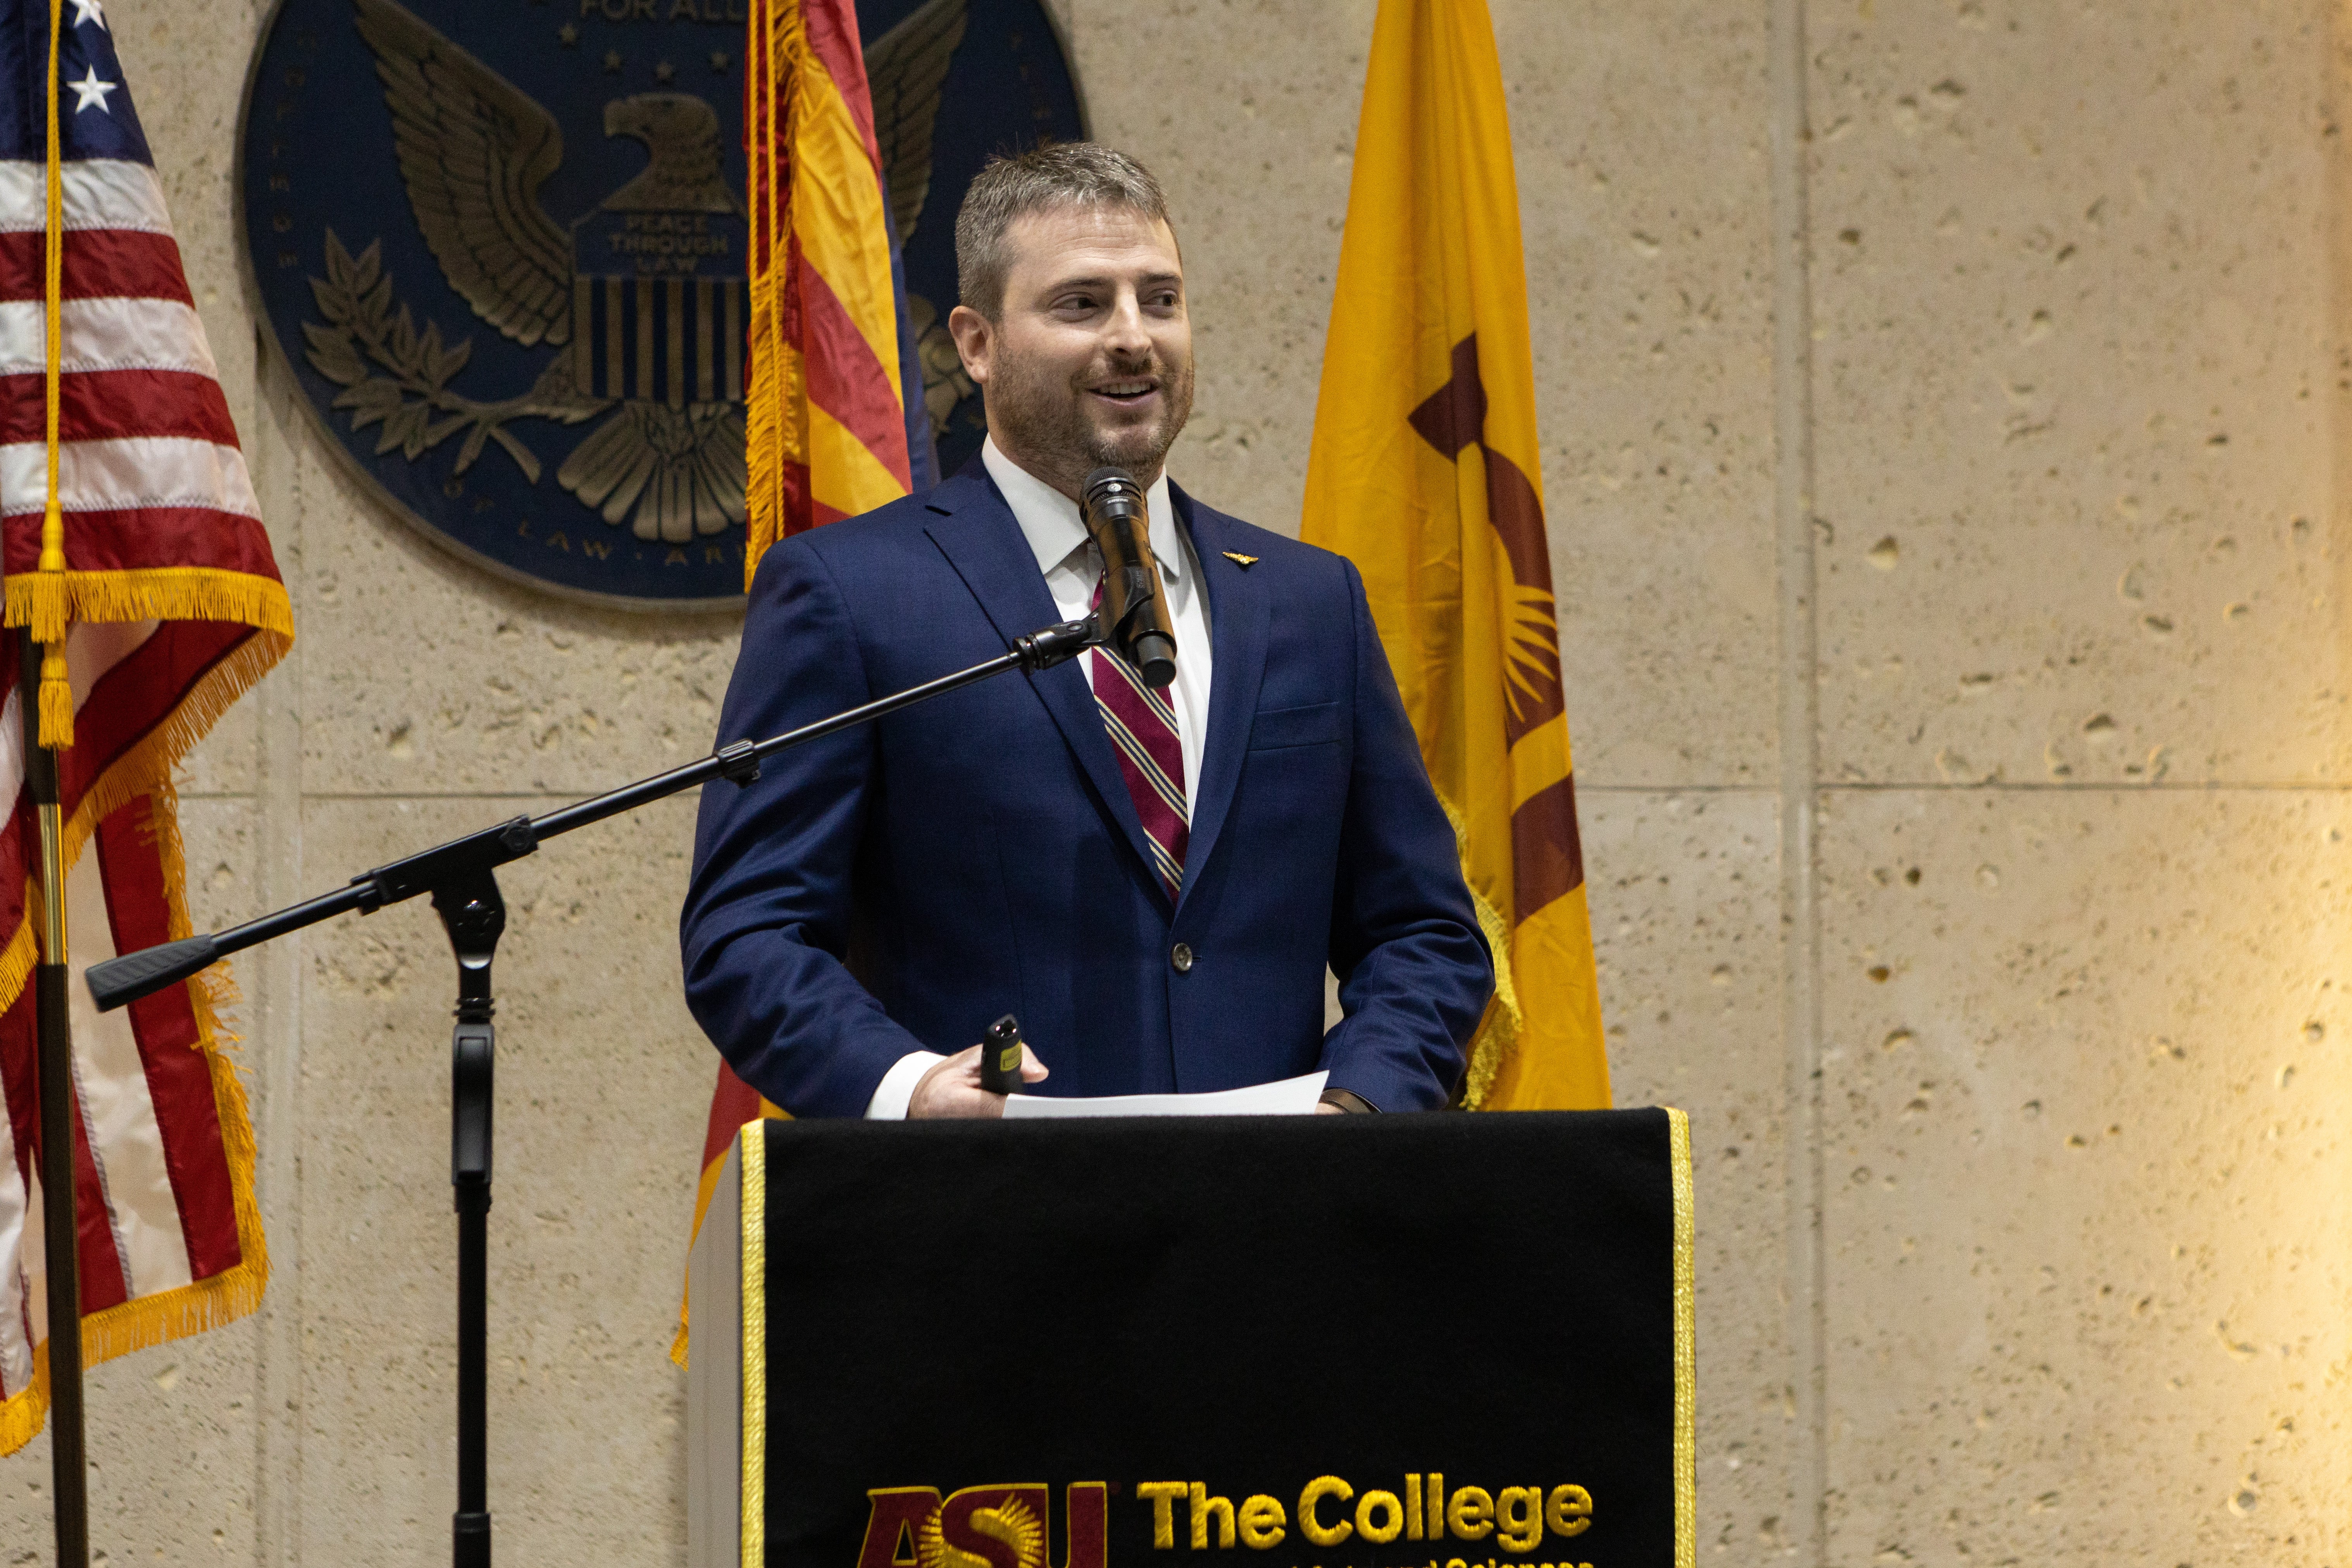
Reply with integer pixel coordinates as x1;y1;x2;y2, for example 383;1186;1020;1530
1248;700;1342;751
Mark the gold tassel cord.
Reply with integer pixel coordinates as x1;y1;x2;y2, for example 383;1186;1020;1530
2;0;78;1454
33;0;71;744
36;641;71;749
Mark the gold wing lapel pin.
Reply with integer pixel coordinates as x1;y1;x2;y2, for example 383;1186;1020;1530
1222;551;1259;568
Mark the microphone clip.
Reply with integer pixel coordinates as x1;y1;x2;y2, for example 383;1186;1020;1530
1013;615;1103;672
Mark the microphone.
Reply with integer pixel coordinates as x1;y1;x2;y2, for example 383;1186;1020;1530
1080;467;1177;689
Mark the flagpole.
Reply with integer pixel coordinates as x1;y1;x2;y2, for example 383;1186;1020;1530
26;0;90;1555
21;627;88;1567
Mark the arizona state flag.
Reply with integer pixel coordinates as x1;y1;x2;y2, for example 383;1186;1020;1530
679;0;928;1363
1303;0;1608;1110
743;0;921;564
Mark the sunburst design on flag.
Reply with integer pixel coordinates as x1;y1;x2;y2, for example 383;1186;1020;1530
1504;581;1561;729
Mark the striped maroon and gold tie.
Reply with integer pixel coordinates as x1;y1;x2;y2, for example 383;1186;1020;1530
1091;574;1189;897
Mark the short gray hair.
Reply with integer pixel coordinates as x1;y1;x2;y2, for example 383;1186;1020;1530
954;143;1172;319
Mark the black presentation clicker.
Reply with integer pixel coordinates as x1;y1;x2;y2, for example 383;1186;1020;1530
980;1014;1026;1096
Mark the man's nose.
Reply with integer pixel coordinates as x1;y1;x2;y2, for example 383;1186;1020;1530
1100;290;1153;358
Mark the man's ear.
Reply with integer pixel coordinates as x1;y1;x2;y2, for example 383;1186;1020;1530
946;303;994;389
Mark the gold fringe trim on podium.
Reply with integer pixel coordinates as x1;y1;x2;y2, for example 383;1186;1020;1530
1667;1106;1696;1568
739;1122;769;1567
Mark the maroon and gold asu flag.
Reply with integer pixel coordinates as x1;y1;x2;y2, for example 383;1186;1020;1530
1303;0;1608;1110
0;0;292;1453
677;0;919;1363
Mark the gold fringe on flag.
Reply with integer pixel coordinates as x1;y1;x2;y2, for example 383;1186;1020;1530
1436;796;1521;1110
0;791;269;1454
4;567;298;641
743;0;811;588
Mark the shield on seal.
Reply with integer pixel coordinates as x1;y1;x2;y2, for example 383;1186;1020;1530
569;209;748;410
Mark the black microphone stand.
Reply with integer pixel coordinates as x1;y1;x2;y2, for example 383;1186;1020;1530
81;613;1099;1568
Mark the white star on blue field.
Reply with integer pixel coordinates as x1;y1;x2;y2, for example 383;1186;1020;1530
67;65;115;115
0;0;153;161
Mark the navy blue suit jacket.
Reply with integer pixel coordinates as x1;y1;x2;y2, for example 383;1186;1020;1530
679;466;1493;1116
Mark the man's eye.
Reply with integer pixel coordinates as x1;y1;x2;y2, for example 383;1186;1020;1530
1056;294;1098;313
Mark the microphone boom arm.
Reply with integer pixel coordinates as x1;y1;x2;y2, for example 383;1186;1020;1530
84;613;1103;1013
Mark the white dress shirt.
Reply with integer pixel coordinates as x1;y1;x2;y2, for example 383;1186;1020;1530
863;436;1216;1118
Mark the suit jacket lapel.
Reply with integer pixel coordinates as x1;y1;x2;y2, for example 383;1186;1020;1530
922;469;1172;904
1172;486;1268;911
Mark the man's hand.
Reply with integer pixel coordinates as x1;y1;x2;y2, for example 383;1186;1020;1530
907;1040;1050;1118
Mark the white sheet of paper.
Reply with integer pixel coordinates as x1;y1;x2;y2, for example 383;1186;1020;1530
1002;1071;1328;1119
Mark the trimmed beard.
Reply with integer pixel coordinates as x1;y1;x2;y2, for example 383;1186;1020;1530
985;348;1196;496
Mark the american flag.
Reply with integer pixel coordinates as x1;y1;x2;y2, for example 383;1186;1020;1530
0;0;291;1454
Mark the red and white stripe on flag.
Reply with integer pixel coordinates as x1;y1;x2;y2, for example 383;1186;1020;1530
0;29;292;1453
0;629;271;1457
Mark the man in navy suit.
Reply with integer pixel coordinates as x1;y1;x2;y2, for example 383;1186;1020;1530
681;144;1491;1117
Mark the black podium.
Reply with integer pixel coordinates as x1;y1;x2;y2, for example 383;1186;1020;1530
687;1111;1693;1568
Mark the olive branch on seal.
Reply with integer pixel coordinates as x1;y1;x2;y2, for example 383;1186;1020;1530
301;229;593;484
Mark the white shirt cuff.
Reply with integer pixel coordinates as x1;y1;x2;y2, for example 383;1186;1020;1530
865;1050;948;1119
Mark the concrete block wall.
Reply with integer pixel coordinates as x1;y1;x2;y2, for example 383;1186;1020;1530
4;1;2347;1563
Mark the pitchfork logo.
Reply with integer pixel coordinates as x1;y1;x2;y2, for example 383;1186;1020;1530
237;0;1086;608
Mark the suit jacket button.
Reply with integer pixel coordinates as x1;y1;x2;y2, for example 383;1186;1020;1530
1171;942;1194;974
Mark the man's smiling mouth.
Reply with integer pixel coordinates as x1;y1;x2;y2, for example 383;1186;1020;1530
1089;378;1159;405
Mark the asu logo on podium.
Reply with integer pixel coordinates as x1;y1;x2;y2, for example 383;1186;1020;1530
861;1485;1109;1568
